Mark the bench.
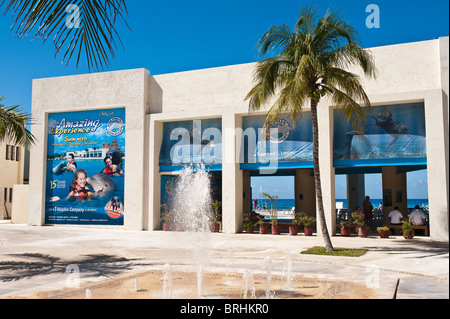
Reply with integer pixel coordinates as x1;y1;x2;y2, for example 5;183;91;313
385;224;429;236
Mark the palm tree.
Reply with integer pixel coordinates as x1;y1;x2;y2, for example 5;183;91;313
245;6;377;252
1;0;130;72
0;97;35;146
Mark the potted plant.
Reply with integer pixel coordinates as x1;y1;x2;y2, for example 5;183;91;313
340;220;352;237
262;193;280;235
402;216;414;239
289;213;301;236
161;204;171;231
243;213;256;233
209;200;222;233
299;213;316;236
377;227;390;239
258;219;269;234
352;212;369;238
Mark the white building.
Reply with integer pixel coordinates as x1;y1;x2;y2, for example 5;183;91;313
24;37;449;241
0;137;26;220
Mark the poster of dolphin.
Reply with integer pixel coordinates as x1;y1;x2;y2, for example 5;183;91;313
44;108;126;226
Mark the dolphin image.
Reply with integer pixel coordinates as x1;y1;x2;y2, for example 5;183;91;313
53;161;68;175
370;110;409;146
346;131;376;160
49;196;61;203
87;174;116;197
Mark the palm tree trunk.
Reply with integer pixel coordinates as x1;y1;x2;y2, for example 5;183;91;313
311;99;334;252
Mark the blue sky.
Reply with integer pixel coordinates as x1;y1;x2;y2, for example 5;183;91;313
1;0;447;199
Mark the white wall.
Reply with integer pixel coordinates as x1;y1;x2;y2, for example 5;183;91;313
29;38;449;241
29;69;150;230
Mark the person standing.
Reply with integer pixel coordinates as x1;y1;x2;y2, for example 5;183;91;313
362;196;374;227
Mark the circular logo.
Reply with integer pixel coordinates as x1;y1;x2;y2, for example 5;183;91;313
268;119;292;144
106;117;125;137
105;197;124;219
165;180;174;195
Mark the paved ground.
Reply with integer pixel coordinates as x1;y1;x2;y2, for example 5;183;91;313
0;222;448;299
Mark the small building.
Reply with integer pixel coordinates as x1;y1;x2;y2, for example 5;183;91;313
0;137;26;220
25;37;449;242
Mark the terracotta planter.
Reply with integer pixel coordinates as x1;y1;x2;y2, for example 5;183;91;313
403;229;415;239
289;226;298;236
303;227;314;236
378;230;390;238
259;224;269;234
358;228;369;238
163;223;170;231
245;227;254;234
341;228;352;237
210;223;220;233
272;225;281;235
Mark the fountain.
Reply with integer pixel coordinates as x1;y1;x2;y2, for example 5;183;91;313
85;289;93;299
263;256;275;299
283;249;293;290
168;166;214;298
132;277;139;292
170;166;212;233
241;270;256;299
225;248;235;285
162;263;173;299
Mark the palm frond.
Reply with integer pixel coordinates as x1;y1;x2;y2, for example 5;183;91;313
0;97;35;146
0;0;130;72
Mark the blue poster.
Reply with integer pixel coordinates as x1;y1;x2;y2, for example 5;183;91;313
45;109;126;225
333;103;427;165
241;114;313;164
159;118;222;167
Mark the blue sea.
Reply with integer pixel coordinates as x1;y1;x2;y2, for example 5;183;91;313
253;198;429;210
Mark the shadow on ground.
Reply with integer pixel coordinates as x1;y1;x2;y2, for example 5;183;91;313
0;253;153;282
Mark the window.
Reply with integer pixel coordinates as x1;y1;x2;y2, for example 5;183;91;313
3;188;7;202
5;145;10;160
4;145;20;161
9;188;13;203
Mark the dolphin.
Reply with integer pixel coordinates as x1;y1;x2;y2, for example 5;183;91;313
53;161;68;175
86;174;116;197
346;131;376;160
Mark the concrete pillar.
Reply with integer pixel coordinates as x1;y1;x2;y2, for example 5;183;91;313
243;171;252;215
347;174;365;210
295;169;316;217
425;89;449;241
222;114;243;234
147;118;163;231
382;166;407;224
317;104;336;236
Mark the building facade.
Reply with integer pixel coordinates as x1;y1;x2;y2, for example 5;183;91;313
0;137;26;219
27;38;449;241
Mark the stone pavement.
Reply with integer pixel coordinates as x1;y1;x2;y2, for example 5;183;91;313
0;223;448;299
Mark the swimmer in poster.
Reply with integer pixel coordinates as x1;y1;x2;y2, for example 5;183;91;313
45;109;126;226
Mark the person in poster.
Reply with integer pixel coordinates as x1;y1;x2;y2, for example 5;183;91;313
45;108;126;226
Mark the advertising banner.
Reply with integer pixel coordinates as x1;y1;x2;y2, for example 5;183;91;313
159;118;222;168
333;103;427;165
45;109;126;225
241;114;313;165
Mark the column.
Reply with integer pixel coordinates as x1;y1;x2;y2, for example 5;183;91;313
425;89;449;241
347;174;365;210
382;166;407;224
222;113;243;234
317;103;336;237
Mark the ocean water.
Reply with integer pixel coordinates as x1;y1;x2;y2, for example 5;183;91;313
253;198;429;210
